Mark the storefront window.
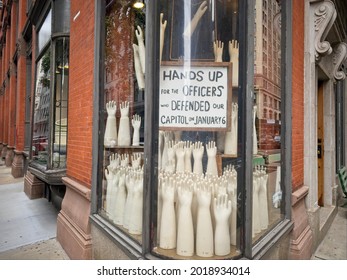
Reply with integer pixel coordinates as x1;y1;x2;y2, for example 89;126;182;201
96;0;291;260
252;0;283;244
38;10;52;52
52;38;69;169
152;0;241;260
31;4;70;171
32;48;51;165
99;0;145;244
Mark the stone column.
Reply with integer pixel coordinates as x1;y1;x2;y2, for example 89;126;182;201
5;146;14;167
11;0;28;178
322;81;336;206
1;143;8;160
6;3;19;168
57;177;92;259
24;170;45;199
289;186;313;259
12;150;25;178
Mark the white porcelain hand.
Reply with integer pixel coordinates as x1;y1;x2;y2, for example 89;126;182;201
214;40;224;62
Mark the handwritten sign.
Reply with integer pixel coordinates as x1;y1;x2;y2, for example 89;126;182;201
159;62;232;130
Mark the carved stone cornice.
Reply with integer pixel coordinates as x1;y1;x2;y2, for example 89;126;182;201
313;0;337;61
332;42;347;81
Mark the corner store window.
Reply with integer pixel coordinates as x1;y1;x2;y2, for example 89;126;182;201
97;0;291;259
151;0;242;259
251;0;284;244
99;0;146;244
31;4;70;170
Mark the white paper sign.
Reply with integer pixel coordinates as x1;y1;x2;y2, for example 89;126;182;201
159;63;232;130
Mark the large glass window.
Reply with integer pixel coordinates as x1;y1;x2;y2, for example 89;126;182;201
96;0;291;260
38;10;52;52
32;48;51;165
52;38;69;169
31;4;70;171
153;0;241;259
25;52;32;151
252;0;283;244
99;0;145;244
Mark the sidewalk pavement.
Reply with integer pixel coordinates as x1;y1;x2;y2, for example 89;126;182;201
0;161;345;260
0;161;69;260
311;196;347;260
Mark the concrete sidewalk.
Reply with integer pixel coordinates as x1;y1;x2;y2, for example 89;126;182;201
0;161;69;260
311;196;347;260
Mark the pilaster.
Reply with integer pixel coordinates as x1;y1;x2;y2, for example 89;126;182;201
57;177;92;259
24;170;45;199
1;143;8;160
289;186;313;259
5;145;14;167
11;150;25;178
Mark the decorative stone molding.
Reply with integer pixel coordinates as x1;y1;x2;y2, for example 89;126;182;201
332;42;347;81
16;36;27;57
313;0;337;61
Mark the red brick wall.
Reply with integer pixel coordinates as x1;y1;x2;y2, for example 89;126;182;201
3;26;11;144
0;95;3;142
8;3;18;148
15;0;29;152
0;38;2;142
66;1;95;187
291;0;304;191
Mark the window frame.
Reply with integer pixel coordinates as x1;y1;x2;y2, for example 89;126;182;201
246;0;293;259
29;1;70;173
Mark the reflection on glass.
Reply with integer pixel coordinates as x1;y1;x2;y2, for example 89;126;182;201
100;1;145;245
154;0;240;259
53;38;69;169
32;48;51;165
38;10;52;52
252;0;283;243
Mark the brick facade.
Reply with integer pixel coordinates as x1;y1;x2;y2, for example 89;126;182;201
15;0;28;152
291;0;304;191
66;1;95;187
56;0;95;259
288;0;313;260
